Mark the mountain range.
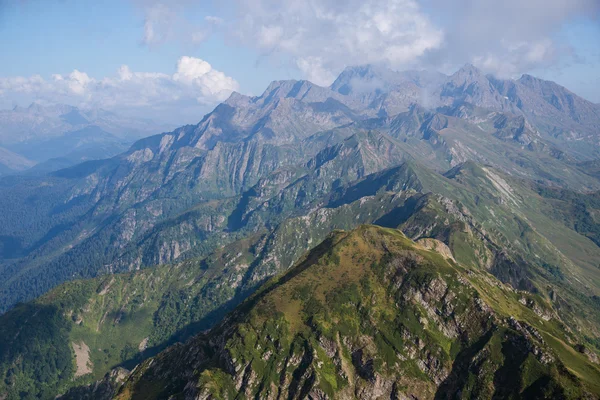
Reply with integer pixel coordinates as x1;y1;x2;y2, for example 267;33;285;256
0;64;600;399
0;103;172;175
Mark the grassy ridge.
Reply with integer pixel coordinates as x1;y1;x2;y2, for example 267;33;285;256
116;226;600;399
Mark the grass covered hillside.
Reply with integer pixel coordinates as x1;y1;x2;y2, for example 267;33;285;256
106;226;600;399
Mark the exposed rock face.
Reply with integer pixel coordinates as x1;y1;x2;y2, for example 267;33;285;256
58;367;129;400
72;341;93;377
416;238;455;261
109;226;596;400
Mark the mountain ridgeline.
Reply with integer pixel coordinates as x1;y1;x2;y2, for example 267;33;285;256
1;64;600;399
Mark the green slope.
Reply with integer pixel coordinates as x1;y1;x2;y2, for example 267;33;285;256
109;226;600;399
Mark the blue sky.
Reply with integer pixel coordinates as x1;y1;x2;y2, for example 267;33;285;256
0;0;292;107
0;1;290;91
0;0;598;124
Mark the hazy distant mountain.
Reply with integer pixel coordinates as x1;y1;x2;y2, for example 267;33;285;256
343;64;600;159
0;146;35;175
330;64;447;115
0;103;168;144
9;125;132;174
0;103;173;172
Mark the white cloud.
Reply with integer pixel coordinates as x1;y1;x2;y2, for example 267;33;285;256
0;75;47;95
0;57;239;124
470;40;557;77
295;57;336;88
140;3;177;46
204;16;224;25
134;1;222;48
204;0;598;82
117;65;134;81
173;56;213;82
172;56;239;101
127;0;597;84
62;70;93;95
423;0;600;76
3;0;599;119
229;0;443;85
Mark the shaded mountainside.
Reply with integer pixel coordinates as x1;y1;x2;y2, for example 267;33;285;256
68;226;600;399
0;129;404;312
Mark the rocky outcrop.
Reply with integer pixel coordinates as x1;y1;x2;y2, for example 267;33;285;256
58;367;129;400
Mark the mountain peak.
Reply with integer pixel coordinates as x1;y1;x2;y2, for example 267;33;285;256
260;79;317;99
408;102;431;115
452;63;485;79
223;90;251;107
330;64;401;95
19;102;77;116
263;79;298;93
443;160;483;179
460;63;480;72
517;73;566;92
27;102;44;112
253;79;346;108
519;73;536;80
517;73;550;89
338;64;380;78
